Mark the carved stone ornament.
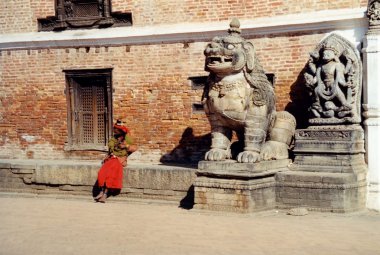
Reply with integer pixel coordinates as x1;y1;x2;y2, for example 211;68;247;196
202;18;296;163
303;33;362;125
368;0;380;31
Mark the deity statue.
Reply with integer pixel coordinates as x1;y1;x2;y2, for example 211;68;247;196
368;0;380;29
64;0;74;18
304;34;362;124
202;18;296;163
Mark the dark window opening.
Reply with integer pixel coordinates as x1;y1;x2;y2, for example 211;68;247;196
265;73;276;88
189;76;208;90
64;68;113;151
192;103;204;114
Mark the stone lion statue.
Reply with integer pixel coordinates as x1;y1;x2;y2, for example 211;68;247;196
202;18;296;163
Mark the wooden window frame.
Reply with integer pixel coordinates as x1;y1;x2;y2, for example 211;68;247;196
38;0;132;31
64;68;113;151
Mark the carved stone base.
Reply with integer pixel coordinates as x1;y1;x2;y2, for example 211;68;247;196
194;159;290;213
276;171;367;212
292;125;366;173
276;125;368;212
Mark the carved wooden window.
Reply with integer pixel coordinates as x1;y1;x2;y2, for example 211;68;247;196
38;0;132;31
64;69;113;151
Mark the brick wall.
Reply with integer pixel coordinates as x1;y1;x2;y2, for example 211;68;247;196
0;0;367;162
0;0;367;33
0;32;327;162
114;0;367;26
0;0;55;34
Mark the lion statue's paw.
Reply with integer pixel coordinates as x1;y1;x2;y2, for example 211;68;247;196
205;148;229;161
260;141;289;161
237;151;260;163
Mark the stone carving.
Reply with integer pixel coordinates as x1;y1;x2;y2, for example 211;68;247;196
64;0;74;18
368;0;380;29
278;33;367;213
297;130;350;139
98;0;104;17
304;33;362;124
202;18;296;163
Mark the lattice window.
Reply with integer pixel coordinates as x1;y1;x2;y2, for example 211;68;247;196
82;114;94;144
97;114;105;143
81;87;93;112
69;1;99;17
64;69;112;151
96;86;105;111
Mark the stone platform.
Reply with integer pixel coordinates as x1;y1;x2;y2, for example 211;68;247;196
194;159;291;213
276;125;368;212
0;159;196;203
276;171;367;212
0;152;368;213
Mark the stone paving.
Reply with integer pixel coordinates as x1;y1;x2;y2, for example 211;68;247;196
0;192;379;255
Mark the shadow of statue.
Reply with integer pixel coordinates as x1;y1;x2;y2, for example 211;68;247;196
179;185;194;210
160;127;211;165
285;65;312;130
160;127;211;209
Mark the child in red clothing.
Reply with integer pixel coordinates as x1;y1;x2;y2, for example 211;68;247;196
95;120;137;203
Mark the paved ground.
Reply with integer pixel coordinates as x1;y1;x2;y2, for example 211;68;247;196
0;193;379;255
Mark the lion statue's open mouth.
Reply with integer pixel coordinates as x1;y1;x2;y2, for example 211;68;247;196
207;56;233;65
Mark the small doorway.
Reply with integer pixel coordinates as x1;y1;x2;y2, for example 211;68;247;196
64;69;113;151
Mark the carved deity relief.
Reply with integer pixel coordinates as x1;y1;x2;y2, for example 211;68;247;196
64;0;74;18
304;34;362;124
368;0;380;29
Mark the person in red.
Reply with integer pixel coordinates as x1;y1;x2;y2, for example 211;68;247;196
94;120;137;203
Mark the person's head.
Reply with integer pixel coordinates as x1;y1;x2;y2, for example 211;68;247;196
113;119;129;138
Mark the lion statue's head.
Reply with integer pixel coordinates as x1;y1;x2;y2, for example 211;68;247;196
204;18;255;76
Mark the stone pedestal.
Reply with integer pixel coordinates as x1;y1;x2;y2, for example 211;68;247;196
362;32;380;211
277;125;367;212
194;159;290;213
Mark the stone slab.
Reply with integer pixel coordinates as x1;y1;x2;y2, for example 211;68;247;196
34;164;100;186
0;163;11;169
293;126;365;154
276;171;367;212
197;159;291;179
194;159;289;213
291;154;367;173
126;165;196;191
11;164;37;170
0;159;197;203
11;169;35;174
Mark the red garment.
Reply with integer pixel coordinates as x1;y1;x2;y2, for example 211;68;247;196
114;123;129;134
97;157;123;189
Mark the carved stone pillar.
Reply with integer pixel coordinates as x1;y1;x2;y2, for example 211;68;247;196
56;0;68;29
103;0;111;18
363;0;380;211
